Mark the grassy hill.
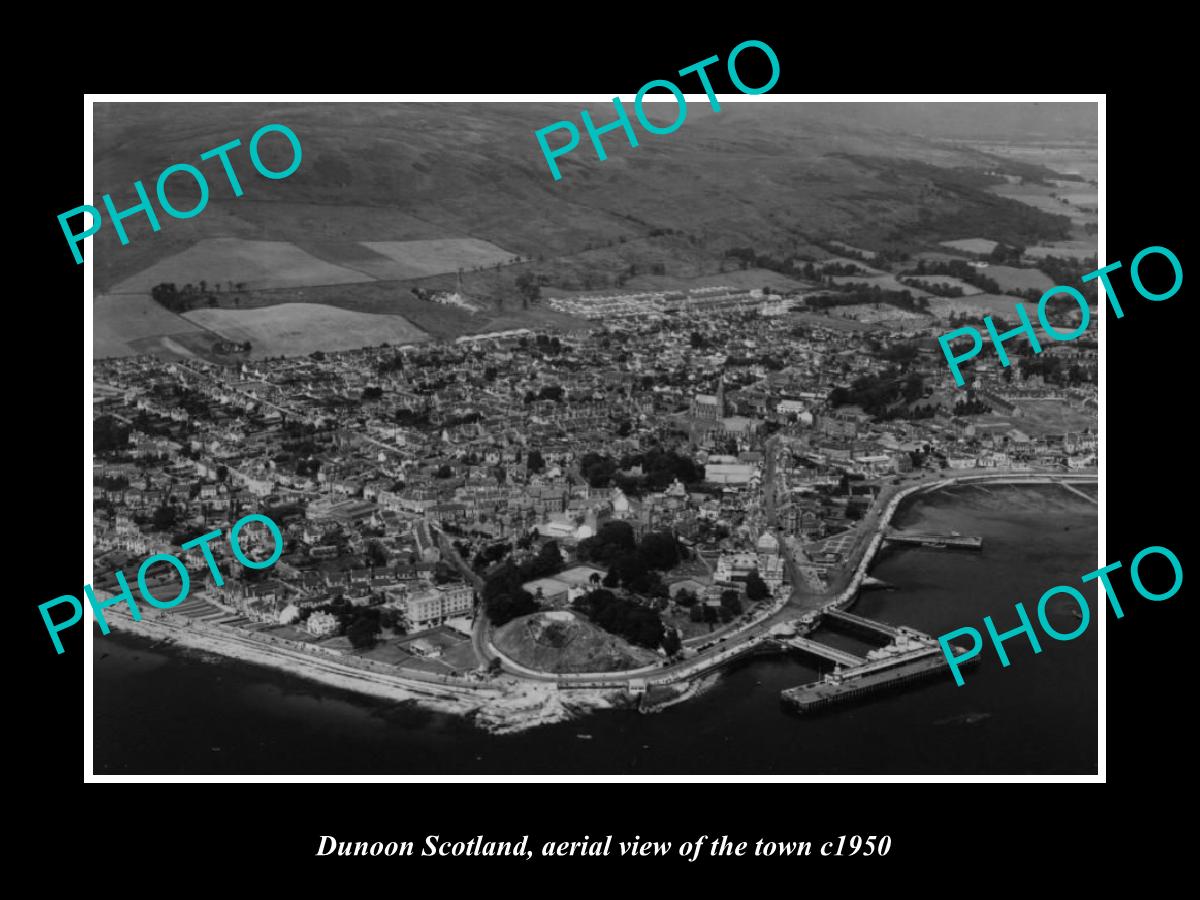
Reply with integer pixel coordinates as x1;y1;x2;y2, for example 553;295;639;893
494;610;659;674
90;101;1091;340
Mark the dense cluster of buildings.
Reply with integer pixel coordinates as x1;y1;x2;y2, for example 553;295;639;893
92;296;1096;656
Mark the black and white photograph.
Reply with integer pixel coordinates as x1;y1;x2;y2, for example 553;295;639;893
79;95;1106;776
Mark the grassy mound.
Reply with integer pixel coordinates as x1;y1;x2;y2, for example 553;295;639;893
494;610;658;675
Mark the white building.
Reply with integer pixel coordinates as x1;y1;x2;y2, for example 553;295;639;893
403;583;474;629
307;610;339;637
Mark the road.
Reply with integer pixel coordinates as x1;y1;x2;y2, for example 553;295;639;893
431;525;491;670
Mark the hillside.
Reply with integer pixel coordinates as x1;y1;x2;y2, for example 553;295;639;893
494;610;659;674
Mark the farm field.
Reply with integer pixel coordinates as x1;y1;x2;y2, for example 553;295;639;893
94;293;211;359
990;183;1096;226
986;265;1055;293
821;257;889;276
183;303;430;357
1048;190;1097;208
289;240;415;280
361;238;520;278
831;273;933;297
110;238;376;293
939;238;998;255
902;275;983;295
972;142;1098;182
826;240;877;260
1025;241;1096;261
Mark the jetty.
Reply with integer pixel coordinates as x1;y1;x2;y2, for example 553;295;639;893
781;645;974;714
776;609;973;714
883;529;982;549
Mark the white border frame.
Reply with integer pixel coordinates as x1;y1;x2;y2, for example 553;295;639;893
83;92;1106;783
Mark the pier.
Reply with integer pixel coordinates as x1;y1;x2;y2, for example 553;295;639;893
884;529;982;549
776;609;973;714
781;646;975;714
824;608;903;641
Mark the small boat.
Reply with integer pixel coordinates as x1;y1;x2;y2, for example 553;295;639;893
928;542;947;549
576;733;593;740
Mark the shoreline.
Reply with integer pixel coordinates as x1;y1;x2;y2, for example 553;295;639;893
819;471;1096;613
97;472;1096;732
103;614;629;735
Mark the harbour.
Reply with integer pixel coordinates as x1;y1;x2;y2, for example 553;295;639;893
93;481;1098;774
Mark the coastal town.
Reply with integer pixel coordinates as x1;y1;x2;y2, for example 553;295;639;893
91;245;1098;731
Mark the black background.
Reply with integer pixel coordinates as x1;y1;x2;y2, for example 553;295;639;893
22;21;1189;883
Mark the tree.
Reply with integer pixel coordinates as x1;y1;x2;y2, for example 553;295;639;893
720;589;743;616
365;540;388;567
674;588;697;607
151;505;177;530
514;270;540;309
609;551;649;589
521;540;563;580
577;520;636;564
347;616;381;650
94;416;130;454
526;449;545;473
573;589;665;649
487;591;539;626
638;531;680;571
662;629;682;655
745;570;769;603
